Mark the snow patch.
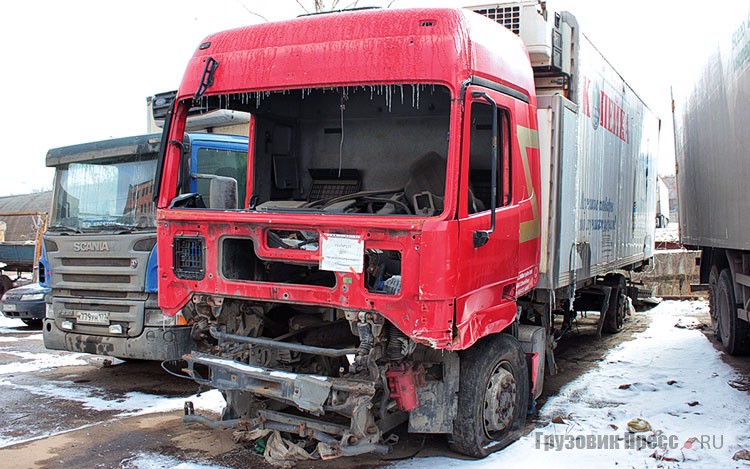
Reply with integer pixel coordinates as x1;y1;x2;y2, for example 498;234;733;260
120;452;230;469
0;379;225;417
398;300;750;469
0;316;28;333
0;350;89;375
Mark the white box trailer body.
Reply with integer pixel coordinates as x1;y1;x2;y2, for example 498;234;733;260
471;3;659;295
536;32;659;293
674;4;750;354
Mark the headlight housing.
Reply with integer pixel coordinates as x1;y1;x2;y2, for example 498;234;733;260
144;309;187;327
21;293;45;301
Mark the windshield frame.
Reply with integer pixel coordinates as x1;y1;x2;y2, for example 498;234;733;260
49;152;159;233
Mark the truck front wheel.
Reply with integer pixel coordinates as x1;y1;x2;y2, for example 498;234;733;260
716;269;750;355
449;333;529;458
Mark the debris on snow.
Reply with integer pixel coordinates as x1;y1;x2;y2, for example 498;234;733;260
626;418;652;433
233;427;317;467
733;449;750;461
650;447;683;462
729;378;750;392
674;317;706;329
264;430;316;467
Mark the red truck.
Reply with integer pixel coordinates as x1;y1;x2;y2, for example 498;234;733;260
156;3;658;458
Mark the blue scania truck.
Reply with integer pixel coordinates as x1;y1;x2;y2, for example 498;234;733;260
42;125;248;360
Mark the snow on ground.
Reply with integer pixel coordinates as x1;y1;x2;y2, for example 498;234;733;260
120;452;230;469
0;380;225;448
0;379;225;419
0;316;29;333
398;300;750;469
0;317;227;449
0;350;90;374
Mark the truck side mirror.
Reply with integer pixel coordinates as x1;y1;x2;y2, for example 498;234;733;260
191;173;238;210
471;91;498;248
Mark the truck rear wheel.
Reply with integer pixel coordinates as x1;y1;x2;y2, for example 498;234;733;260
602;274;626;333
449;333;528;458
716;269;750;355
708;266;720;337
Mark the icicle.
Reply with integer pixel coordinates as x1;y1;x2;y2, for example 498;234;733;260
399;84;404;105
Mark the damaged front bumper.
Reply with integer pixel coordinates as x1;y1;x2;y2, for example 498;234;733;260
43;319;193;361
183;351;394;456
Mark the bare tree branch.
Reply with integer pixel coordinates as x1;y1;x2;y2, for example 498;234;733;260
233;0;269;21
296;0;311;14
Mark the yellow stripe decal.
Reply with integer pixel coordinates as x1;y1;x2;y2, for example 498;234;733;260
517;125;541;243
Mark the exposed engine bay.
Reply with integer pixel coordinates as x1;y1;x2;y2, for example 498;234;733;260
180;296;459;458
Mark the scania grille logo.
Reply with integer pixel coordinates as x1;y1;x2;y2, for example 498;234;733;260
72;241;111;252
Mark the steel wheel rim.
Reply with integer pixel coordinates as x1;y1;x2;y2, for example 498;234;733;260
483;361;516;437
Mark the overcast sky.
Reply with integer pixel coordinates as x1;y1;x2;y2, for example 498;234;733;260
0;0;745;197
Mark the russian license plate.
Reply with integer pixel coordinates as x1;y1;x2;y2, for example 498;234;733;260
2;304;16;312
76;310;109;325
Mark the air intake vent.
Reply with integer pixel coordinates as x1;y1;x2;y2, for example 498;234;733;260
473;6;521;35
174;236;205;280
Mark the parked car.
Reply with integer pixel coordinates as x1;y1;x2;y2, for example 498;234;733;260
0;283;50;327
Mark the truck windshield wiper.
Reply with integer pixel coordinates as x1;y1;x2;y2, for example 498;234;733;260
82;223;138;234
47;224;83;234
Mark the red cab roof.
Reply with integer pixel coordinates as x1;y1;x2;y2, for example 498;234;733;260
178;8;534;102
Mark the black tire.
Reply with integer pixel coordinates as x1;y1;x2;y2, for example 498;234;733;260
716;269;750;355
708;265;720;337
0;275;13;297
449;333;529;458
602;274;626;333
21;319;42;329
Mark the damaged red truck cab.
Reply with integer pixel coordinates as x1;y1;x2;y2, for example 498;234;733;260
156;5;657;459
158;9;541;348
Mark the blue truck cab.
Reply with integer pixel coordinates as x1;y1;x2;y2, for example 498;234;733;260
42;132;248;360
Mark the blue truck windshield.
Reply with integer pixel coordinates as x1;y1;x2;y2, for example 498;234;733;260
50;154;158;231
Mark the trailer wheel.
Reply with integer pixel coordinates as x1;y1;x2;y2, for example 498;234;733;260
602;274;626;333
449;333;528;458
708;266;720;337
716;269;750;355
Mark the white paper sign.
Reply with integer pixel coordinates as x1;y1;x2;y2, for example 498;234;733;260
320;233;364;273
